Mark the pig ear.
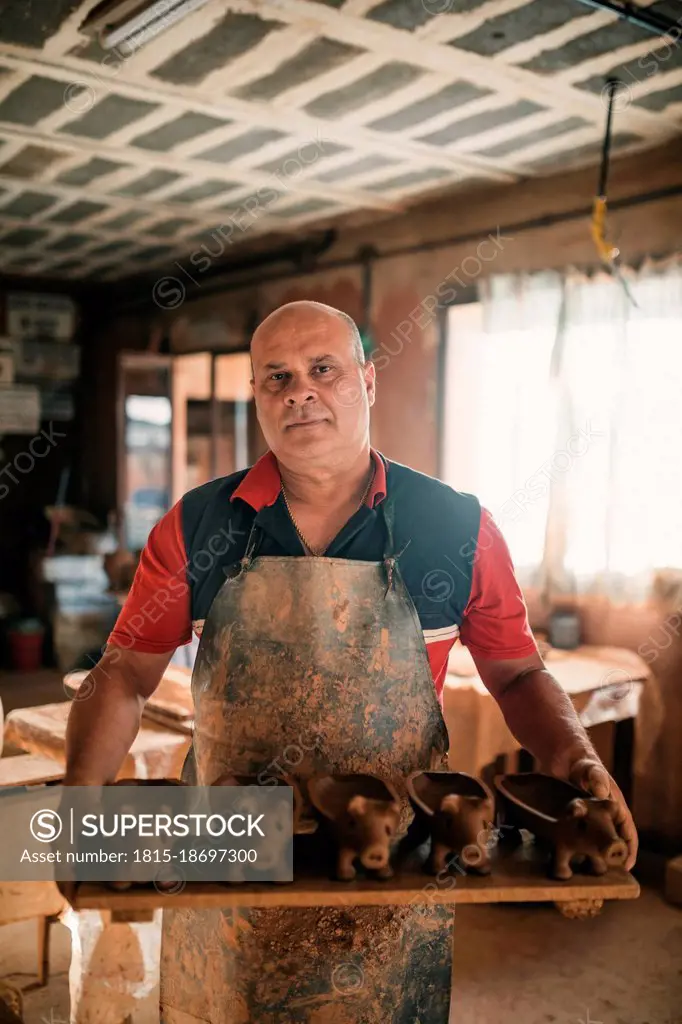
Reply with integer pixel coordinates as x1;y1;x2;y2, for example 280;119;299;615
440;794;461;814
347;795;367;817
567;798;589;819
465;796;491;809
602;798;620;819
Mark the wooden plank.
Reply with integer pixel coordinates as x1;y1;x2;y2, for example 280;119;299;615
69;846;639;911
3;703;191;780
447;643;650;695
71;873;639;910
139;706;193;735
543;646;651;697
443;643;649;776
0;754;64;788
0;882;65;926
64;668;194;725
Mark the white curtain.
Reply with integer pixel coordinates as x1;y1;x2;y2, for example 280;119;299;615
444;258;682;603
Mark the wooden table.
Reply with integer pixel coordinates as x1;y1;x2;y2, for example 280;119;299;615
3;702;191;780
1;695;190;1017
0;753;64;787
0;708;174;1022
443;643;649;801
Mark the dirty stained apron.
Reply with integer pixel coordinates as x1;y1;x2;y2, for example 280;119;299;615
160;501;453;1024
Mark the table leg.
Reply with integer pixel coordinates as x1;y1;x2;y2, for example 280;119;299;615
613;718;635;806
36;915;59;987
62;906;161;1024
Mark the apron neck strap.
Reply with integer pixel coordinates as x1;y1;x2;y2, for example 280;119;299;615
380;497;396;560
244;518;261;562
228;517;261;581
380;497;411;594
234;495;401;577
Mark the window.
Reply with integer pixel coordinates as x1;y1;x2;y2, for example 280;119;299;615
443;262;682;600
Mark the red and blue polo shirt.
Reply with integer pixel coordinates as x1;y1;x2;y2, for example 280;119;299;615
109;449;537;700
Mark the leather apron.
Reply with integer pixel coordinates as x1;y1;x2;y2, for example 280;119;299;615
160;500;453;1024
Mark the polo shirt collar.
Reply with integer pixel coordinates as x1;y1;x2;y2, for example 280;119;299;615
232;448;387;513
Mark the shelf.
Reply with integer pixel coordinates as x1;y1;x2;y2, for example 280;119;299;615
69;843;639;912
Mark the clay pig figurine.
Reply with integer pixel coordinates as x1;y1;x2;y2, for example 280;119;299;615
407;772;495;876
552;797;628;880
495;773;628;881
308;774;401;881
107;779;184;892
212;773;300;883
430;792;494;875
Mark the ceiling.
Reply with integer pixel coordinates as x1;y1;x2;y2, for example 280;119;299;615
0;0;681;286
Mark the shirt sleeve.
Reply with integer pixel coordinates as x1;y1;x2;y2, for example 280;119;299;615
107;502;192;653
458;507;538;660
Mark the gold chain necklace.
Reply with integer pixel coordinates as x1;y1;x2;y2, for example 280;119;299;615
281;466;375;557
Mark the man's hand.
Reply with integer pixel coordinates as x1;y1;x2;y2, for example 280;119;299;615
472;652;639;872
568;757;638;871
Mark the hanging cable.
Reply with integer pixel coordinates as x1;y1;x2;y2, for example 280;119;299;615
591;78;638;305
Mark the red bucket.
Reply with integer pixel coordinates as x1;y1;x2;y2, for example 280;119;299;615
8;625;44;672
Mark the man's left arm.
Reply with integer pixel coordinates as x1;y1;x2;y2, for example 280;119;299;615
459;509;637;869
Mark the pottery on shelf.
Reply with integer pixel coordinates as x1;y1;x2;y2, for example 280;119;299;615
307;773;401;881
213;772;303;828
495;772;628;880
406;771;495;876
211;772;301;882
107;778;184;891
112;778;184;786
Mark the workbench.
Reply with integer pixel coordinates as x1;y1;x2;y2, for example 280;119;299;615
3;700;191;779
64;665;194;734
444;643;649;801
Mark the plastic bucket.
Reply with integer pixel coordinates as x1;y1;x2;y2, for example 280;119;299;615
8;624;45;672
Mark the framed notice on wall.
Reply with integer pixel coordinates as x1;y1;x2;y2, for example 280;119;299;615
0;384;40;434
7;292;76;342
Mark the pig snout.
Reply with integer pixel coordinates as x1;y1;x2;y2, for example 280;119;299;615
461;843;485;868
342;794;399;874
604;838;628;866
564;798;628;868
360;844;389;870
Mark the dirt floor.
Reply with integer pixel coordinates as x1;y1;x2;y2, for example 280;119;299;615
0;886;678;1023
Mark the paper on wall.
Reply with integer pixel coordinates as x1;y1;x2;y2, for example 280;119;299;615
0;384;40;434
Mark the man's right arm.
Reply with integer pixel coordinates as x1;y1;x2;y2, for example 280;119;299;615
64;647;173;785
64;503;192;785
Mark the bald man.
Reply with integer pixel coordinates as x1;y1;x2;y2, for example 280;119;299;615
65;300;636;1022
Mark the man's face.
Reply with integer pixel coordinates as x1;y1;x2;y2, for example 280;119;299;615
250;311;375;465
